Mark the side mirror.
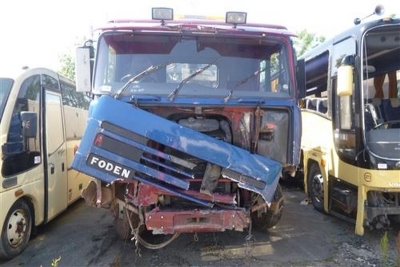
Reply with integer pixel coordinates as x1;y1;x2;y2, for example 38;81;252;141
354;4;385;25
75;45;93;92
336;55;354;97
337;65;353;97
296;59;306;99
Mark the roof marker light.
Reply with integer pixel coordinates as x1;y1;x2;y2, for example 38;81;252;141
225;12;247;26
152;7;174;21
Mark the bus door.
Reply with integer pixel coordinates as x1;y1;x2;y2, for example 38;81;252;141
43;80;68;222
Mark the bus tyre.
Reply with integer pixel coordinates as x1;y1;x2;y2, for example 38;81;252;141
251;184;284;230
0;199;32;260
308;163;324;212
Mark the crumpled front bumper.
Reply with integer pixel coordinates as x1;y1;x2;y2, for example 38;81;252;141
72;95;282;206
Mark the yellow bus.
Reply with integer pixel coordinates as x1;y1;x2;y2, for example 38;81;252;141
298;7;400;235
0;67;91;259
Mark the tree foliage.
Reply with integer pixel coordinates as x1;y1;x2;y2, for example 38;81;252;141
57;52;91;109
293;29;326;58
58;37;88;81
58;53;75;80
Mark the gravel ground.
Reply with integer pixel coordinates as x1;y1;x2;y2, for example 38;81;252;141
1;182;399;267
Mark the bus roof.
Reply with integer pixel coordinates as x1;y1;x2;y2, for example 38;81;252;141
0;66;72;84
0;66;33;80
300;16;400;61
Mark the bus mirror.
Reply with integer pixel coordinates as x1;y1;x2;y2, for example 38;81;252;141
374;5;384;16
354;5;385;25
337;65;353;96
20;111;37;138
75;46;92;92
296;59;306;99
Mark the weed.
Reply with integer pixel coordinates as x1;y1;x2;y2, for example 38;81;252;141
380;231;392;267
51;256;61;267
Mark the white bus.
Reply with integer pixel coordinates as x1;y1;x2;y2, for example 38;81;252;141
0;67;92;259
297;7;400;236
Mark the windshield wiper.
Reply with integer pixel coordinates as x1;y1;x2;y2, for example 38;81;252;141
168;59;220;101
114;62;171;99
224;67;265;103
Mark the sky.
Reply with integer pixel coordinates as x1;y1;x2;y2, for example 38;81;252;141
0;0;399;73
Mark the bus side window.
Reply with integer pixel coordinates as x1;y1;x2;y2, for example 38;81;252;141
6;110;24;153
2;75;41;177
318;99;328;114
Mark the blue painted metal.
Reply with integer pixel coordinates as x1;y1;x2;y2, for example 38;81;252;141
72;95;282;202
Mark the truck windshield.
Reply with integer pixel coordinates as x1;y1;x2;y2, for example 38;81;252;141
0;78;13;123
93;32;292;99
362;25;400;159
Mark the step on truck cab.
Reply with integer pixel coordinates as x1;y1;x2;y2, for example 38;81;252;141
72;7;305;250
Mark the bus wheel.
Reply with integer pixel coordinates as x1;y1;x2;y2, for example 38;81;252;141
308;163;324;212
251;184;284;230
0;199;32;260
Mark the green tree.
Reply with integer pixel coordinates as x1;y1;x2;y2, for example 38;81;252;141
58;53;75;80
293;29;326;58
58;37;90;80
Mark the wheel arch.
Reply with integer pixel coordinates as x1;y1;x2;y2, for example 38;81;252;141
20;196;36;229
304;158;319;196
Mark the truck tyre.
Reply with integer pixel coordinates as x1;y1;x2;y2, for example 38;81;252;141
251;184;284;230
114;205;140;240
113;204;180;249
308;163;324;212
0;199;32;260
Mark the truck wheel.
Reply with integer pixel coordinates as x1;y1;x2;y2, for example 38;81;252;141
308;163;324;212
0;199;32;260
114;205;140;240
113;205;179;249
251;184;284;230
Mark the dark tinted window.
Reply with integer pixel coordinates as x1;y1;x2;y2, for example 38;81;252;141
2;75;41;176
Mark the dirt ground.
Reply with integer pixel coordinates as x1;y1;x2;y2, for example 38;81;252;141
1;181;399;267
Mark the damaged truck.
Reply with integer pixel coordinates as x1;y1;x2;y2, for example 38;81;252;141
72;8;305;249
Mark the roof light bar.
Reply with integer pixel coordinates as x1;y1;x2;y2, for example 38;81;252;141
152;7;174;21
225;12;247;25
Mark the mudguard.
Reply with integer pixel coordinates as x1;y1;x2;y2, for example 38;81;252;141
72;95;282;204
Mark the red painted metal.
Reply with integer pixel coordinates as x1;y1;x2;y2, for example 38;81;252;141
145;207;250;234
